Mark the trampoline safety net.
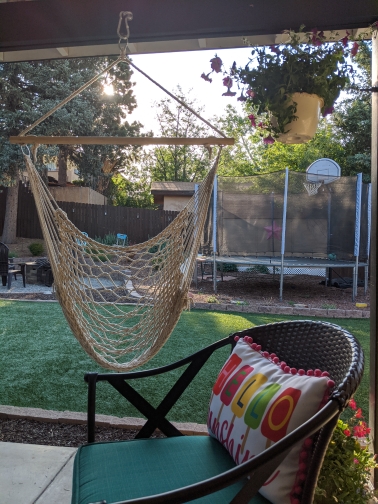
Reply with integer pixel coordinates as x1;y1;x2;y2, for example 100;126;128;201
201;170;369;261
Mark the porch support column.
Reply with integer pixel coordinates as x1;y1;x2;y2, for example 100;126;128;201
370;29;378;487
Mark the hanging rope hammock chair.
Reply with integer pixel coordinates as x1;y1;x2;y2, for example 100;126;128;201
10;12;234;371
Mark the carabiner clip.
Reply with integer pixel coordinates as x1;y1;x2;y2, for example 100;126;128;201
117;11;133;40
117;11;133;58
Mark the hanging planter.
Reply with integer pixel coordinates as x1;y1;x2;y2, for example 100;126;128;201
201;26;371;143
275;92;324;144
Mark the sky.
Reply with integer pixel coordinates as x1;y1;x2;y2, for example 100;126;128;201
123;47;254;134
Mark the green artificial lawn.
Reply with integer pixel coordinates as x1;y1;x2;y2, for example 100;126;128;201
0;300;370;424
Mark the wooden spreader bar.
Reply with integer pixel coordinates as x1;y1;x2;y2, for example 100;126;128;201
10;136;235;146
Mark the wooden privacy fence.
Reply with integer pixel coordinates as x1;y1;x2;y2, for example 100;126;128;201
0;183;179;244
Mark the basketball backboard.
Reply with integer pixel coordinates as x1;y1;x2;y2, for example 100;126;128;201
306;158;341;184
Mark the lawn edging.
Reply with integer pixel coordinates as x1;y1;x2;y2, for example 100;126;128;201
0;405;208;436
194;302;370;318
0;298;370;318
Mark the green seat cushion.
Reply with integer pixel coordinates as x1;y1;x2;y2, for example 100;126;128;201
72;435;271;504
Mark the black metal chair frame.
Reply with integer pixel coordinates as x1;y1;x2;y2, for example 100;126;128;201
81;320;364;504
0;242;26;289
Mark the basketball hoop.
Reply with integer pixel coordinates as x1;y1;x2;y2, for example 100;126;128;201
303;181;322;196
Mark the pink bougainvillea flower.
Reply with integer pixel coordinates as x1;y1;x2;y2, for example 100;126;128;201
248;114;256;127
201;72;212;83
311;28;322;46
353;422;371;438
310;28;325;46
354;458;359;464
323;106;334;117
349;398;357;410
210;56;222;73
222;76;236;96
351;41;359;57
257;122;265;128
353;425;364;437
341;31;350;46
362;422;372;435
343;428;351;437
237;94;247;102
355;408;363;419
263;135;275;145
246;89;255;98
223;76;233;88
270;45;280;54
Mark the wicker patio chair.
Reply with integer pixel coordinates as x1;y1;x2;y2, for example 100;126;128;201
71;320;364;504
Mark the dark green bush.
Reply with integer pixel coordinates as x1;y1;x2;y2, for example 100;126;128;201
28;243;44;256
94;234;117;246
246;265;270;274
217;263;238;273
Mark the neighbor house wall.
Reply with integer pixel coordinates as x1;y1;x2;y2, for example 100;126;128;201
49;187;105;205
163;195;191;211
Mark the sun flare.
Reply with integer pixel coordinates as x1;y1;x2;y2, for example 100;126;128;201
103;83;114;96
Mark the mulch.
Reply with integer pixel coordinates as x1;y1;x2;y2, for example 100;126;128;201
0;418;164;447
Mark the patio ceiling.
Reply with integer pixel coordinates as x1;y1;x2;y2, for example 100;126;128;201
1;0;378;62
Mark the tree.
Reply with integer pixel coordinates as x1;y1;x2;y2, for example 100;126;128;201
215;105;266;176
109;172;155;208
258;118;348;173
212;104;346;176
331;41;372;181
147;88;212;182
0;62;44;242
0;57;142;242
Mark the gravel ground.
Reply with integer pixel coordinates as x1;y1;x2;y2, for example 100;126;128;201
0;266;369;311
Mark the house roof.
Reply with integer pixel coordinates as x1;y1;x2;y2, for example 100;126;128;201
151;181;197;197
1;0;377;62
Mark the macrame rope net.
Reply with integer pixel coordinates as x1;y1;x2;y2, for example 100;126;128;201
23;150;221;371
16;12;229;371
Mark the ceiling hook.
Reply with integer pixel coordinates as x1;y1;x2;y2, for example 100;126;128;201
117;11;133;56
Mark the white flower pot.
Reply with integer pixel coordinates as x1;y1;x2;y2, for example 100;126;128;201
277;93;324;144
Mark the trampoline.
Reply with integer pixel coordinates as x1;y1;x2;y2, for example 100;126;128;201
200;168;371;301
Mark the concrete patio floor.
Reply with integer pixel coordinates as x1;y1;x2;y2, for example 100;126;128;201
0;441;76;504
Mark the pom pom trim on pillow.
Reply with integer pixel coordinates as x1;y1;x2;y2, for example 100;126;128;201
207;335;334;504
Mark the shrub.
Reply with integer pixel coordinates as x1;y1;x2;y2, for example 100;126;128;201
217;263;238;273
28;243;44;256
86;247;110;263
207;295;219;304
246;265;270;274
8;251;18;258
94;234;117;246
315;400;378;503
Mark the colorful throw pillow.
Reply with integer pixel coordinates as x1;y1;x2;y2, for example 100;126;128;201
207;336;334;504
